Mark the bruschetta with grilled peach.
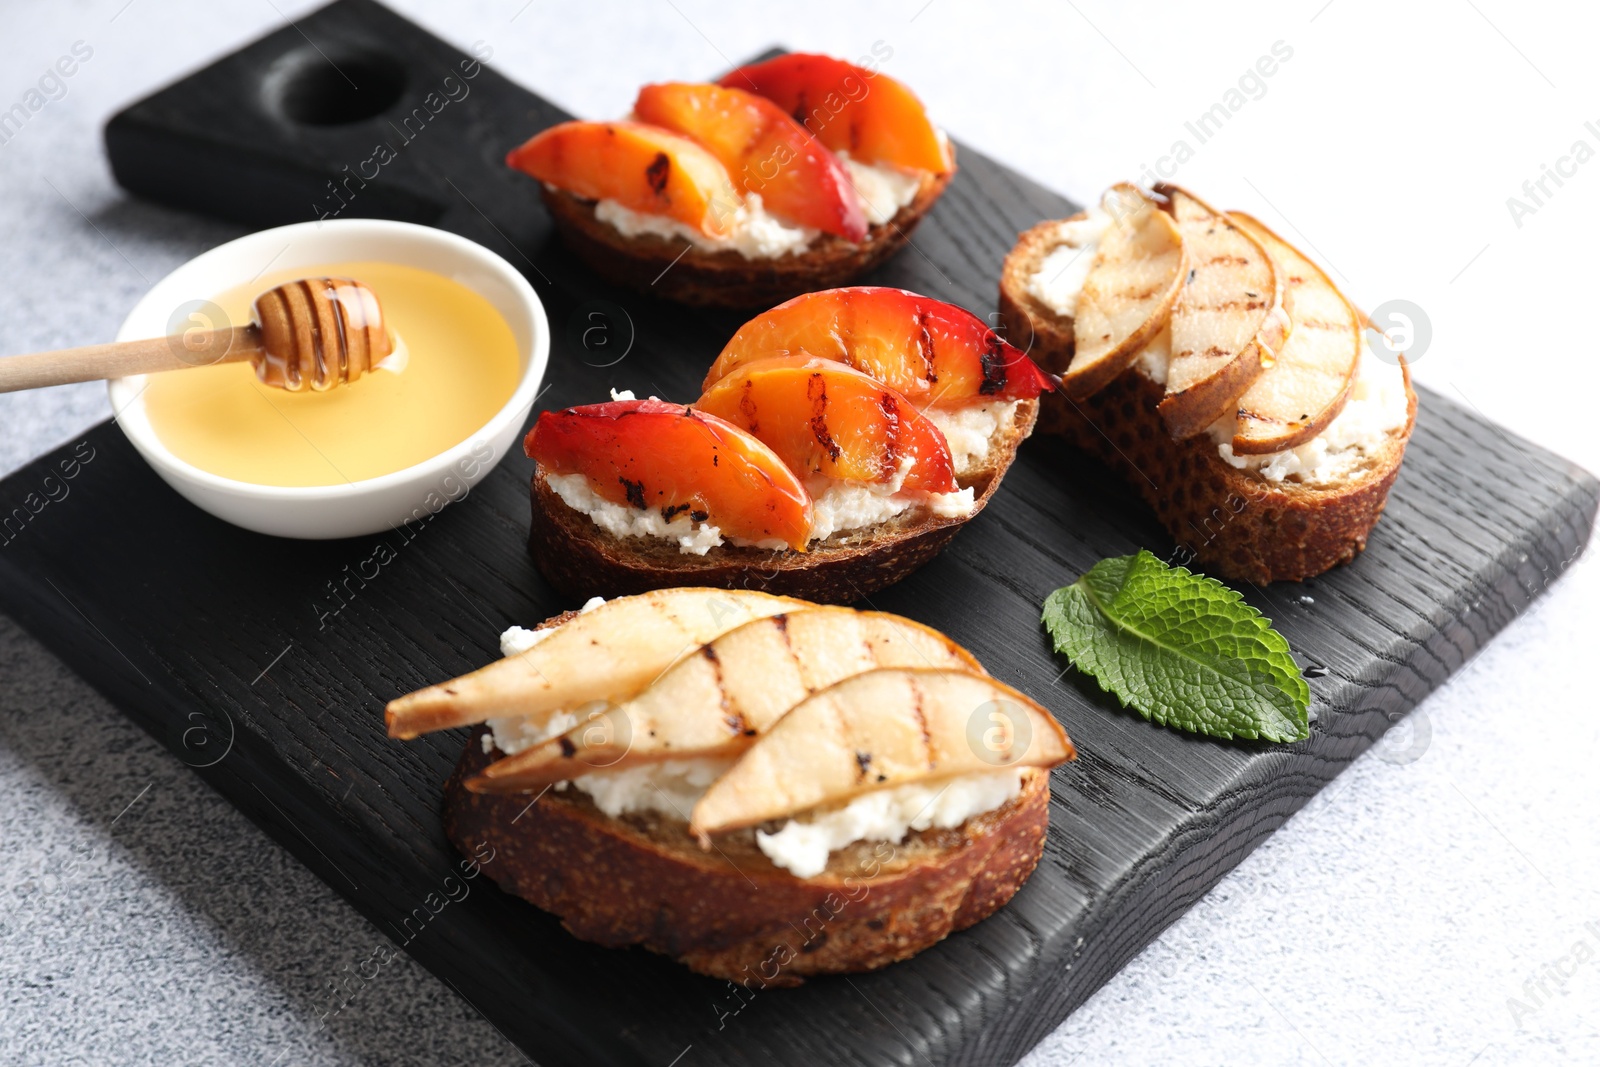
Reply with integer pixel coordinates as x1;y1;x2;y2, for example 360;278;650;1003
505;54;955;306
524;288;1055;602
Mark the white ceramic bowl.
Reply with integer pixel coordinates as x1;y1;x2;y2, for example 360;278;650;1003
109;219;548;539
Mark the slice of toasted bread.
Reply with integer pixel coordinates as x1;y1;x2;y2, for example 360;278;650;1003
1000;222;1416;584
1042;368;1415;584
540;164;954;308
444;726;1050;985
526;398;1037;603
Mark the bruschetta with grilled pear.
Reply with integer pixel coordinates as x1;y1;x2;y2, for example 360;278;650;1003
999;183;1415;583
386;594;1075;984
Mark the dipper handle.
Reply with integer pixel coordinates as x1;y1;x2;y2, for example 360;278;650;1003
0;277;391;394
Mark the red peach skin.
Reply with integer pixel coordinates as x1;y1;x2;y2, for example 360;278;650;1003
526;398;813;550
705;287;1057;407
506;121;742;237
634;83;867;241
720;54;951;174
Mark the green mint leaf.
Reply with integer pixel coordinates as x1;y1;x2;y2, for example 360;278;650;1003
1041;550;1310;743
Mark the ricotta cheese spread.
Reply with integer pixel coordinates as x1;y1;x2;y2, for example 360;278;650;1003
546;470;727;556
587;152;929;259
756;769;1028;878
1025;206;1113;318
924;400;1019;474
595;192;817;259
568;757;734;819
1132;329;1171;385
551;453;974;554
806;456;975;541
486;604;606;755
1212;350;1409;485
837;152;923;226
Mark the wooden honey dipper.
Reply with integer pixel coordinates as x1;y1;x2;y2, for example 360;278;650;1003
0;277;394;394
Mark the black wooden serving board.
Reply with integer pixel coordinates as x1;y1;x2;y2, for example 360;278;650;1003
1;1;1593;1064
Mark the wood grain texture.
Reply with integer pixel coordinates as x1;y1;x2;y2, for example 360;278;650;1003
0;3;1589;1065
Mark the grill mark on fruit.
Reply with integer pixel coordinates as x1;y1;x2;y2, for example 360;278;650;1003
645;152;671;196
1197;299;1266;311
738;379;760;433
911;680;933;769
558;737;576;758
690;509;709;522
854;750;872;780
879;390;903;478
979;335;1007;394
619;477;647;509
1295;317;1345;331
915;315;937;382
807;373;842;462
699;644;744;735
771;612;803;691
661;503;690;521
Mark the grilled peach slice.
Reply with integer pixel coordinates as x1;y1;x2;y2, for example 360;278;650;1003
505;120;742;237
633;83;867;241
720;54;951;174
697;355;957;492
704;287;1056;407
526;398;812;549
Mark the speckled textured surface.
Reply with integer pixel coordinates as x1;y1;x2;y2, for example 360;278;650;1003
2;2;1597;1064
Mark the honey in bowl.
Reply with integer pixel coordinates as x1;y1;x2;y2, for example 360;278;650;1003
142;261;521;487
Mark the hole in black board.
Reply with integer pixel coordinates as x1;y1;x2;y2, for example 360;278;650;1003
265;46;407;126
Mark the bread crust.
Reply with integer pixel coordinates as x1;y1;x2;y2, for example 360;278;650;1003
999;225;1416;584
539;166;953;308
443;728;1051;985
525;398;1038;604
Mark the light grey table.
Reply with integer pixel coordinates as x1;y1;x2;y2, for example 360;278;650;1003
3;2;1597;1064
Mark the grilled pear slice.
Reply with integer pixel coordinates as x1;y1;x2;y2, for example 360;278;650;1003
1062;184;1188;399
688;668;1074;840
1154;185;1290;440
468;608;982;792
1226;212;1361;454
384;588;812;740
